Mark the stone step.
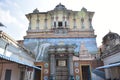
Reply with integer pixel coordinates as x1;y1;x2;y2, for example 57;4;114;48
56;67;68;69
56;75;68;80
56;69;68;72
56;67;69;80
56;72;68;76
56;67;68;71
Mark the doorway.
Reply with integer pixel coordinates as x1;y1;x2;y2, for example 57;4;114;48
81;65;91;80
34;66;41;80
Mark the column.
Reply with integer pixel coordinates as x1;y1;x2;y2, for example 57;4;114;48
56;16;58;28
51;17;54;28
44;19;47;29
73;19;76;29
28;15;32;30
81;18;84;29
68;53;74;80
67;16;69;28
63;16;65;27
89;18;93;29
36;14;39;29
50;54;56;80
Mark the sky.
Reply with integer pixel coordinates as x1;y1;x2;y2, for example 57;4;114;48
0;0;120;47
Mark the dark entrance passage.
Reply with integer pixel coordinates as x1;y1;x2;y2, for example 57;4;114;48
81;65;91;80
34;66;41;80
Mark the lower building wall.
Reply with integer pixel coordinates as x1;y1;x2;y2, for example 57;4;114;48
0;62;35;80
0;63;20;80
35;60;104;80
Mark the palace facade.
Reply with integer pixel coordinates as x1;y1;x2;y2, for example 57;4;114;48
0;3;104;80
23;3;103;80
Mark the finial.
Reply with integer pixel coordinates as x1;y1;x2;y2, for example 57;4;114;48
59;3;61;5
109;29;111;33
33;8;39;13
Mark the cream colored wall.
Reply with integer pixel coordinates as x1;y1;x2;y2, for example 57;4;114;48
76;17;81;29
69;14;74;29
31;14;52;30
29;11;91;30
57;13;63;21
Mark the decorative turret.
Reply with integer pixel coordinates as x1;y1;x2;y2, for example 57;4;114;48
54;3;66;10
103;31;120;43
33;8;39;13
102;31;120;50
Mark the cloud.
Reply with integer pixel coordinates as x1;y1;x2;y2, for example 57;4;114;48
0;0;27;40
0;8;17;24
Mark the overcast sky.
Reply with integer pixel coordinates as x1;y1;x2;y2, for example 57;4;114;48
0;0;120;46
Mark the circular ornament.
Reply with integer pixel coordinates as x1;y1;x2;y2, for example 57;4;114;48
44;69;48;74
75;68;79;73
44;76;48;80
44;63;48;68
76;75;80;80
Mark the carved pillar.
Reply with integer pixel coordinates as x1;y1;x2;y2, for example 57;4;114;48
28;15;32;30
68;53;74;80
89;18;93;29
50;54;56;80
81;18;84;29
67;16;69;28
44;19;47;29
44;14;47;29
51;17;54;28
73;19;76;29
63;16;65;27
56;16;58;28
36;14;39;29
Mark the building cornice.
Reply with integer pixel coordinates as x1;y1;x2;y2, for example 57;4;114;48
101;44;120;59
24;30;96;39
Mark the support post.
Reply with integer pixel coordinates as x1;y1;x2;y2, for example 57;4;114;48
50;54;56;80
69;53;74;80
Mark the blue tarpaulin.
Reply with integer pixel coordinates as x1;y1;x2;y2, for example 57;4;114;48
96;62;120;69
